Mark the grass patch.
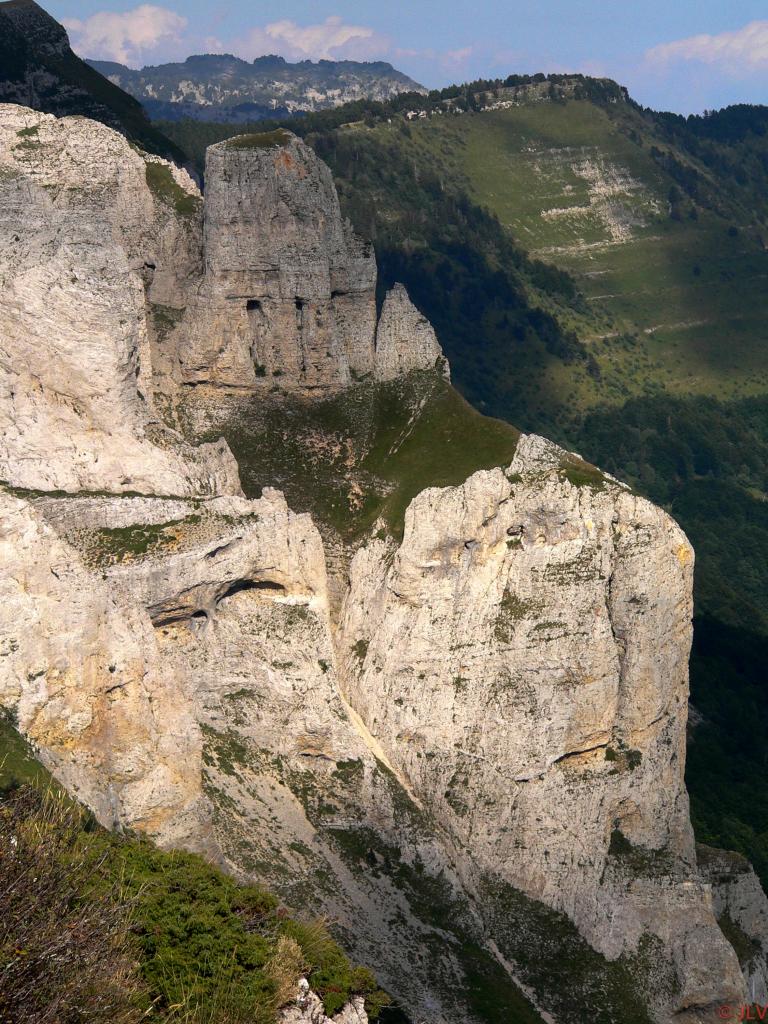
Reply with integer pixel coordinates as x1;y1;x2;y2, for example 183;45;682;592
89;519;189;564
608;829;673;876
145;162;199;216
212;371;518;543
226;129;292;150
0;712;60;794
559;455;608;491
717;912;761;967
201;723;250;777
481;874;669;1022
328;826;543;1024
149;303;185;338
494;591;542;643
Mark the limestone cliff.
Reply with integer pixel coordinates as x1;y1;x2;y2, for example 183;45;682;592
178;129;378;391
0;104;238;496
374;283;449;382
0;101;762;1023
699;846;768;1004
281;983;368;1024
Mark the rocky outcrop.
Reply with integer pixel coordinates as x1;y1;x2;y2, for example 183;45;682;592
0;486;333;842
0;104;239;496
374;283;449;381
178;130;378;392
280;983;368;1024
341;432;744;1017
699;845;768;1003
0;106;445;408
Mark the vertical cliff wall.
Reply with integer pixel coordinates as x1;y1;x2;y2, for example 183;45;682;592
178;130;378;391
0;104;238;495
341;433;744;1015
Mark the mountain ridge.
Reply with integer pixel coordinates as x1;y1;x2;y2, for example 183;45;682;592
4;5;768;1020
158;75;768;896
0;102;760;1020
88;52;426;123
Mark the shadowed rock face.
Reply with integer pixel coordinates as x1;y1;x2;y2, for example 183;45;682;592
0;103;761;1023
0;0;184;161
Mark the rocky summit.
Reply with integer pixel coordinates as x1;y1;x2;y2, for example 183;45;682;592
1;100;767;1023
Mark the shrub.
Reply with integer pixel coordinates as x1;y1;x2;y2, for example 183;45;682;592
0;775;391;1023
0;785;146;1024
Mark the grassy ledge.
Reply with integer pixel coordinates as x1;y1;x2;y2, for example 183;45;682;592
225;129;293;150
210;370;519;543
145;162;199;216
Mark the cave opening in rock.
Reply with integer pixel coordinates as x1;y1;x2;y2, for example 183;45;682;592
217;578;287;604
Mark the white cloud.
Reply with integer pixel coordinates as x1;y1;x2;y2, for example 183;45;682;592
64;4;187;65
646;20;768;74
441;46;474;70
62;5;472;80
235;16;390;63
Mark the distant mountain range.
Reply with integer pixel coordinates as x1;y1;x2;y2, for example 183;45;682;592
87;54;426;123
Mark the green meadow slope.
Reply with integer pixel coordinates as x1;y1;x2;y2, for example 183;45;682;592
417;99;768;401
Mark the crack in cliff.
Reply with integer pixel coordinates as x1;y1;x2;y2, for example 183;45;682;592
551;742;609;766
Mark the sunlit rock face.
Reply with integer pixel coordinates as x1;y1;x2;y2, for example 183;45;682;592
0;104;239;496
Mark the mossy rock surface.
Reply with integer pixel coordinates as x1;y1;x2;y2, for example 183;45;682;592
226;129;293;150
145;161;199;215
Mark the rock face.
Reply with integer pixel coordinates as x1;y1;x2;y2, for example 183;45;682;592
699;846;768;1004
87;53;426;123
374;283;449;381
341;433;744;1016
179;130;378;391
280;984;368;1024
0;101;761;1023
0;487;332;843
0;104;239;496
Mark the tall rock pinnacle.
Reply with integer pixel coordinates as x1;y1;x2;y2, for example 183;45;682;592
179;129;379;391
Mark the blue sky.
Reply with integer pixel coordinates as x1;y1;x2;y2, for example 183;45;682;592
48;0;768;114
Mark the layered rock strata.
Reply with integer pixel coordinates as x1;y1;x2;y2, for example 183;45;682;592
175;130;445;392
178;130;378;391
